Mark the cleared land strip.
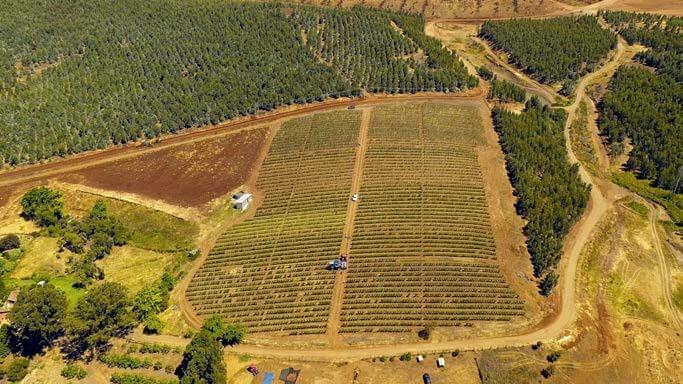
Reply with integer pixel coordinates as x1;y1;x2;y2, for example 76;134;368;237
326;108;371;343
186;111;361;334
339;103;523;332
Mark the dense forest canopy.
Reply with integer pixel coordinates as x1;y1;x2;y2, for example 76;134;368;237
479;16;616;84
487;78;526;102
599;12;682;193
0;0;474;166
493;99;590;292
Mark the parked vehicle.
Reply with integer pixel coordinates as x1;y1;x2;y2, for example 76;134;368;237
423;373;432;384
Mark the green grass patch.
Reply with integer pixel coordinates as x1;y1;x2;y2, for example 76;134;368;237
674;282;683;312
108;205;198;252
5;276;85;309
612;171;683;227
61;190;199;252
606;273;661;322
625;200;649;219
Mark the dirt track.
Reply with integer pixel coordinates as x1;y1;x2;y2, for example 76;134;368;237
645;200;683;330
326;108;371;345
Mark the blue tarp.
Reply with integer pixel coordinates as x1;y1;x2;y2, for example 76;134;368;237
262;372;275;384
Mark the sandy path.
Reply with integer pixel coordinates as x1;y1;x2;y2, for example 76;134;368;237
326;108;371;345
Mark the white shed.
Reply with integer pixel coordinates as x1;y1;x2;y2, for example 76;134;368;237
232;192;253;212
437;357;445;368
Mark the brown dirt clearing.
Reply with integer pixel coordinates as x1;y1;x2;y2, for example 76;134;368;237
59;127;270;208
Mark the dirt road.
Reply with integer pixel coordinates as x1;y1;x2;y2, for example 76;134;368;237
326;108;371;345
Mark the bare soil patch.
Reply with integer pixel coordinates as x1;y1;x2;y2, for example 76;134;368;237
601;0;683;16
58;127;270;208
281;0;565;19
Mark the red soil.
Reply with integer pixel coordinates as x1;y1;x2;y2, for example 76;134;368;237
57;128;270;208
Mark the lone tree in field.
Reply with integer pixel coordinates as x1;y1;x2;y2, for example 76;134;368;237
8;284;68;356
65;282;134;357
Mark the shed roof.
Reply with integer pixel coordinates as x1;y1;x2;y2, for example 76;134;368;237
233;193;253;204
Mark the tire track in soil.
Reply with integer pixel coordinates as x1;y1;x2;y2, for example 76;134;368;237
326;108;371;346
644;200;683;330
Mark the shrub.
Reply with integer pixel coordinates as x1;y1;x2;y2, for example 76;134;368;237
547;351;561;363
0;235;20;252
143;315;165;335
110;373;177;384
139;343;173;354
61;363;87;379
418;327;431;340
540;272;559;296
0;325;10;359
5;357;30;382
98;353;151;369
60;232;85;253
399;352;412;361
379;356;388;362
477;66;494;80
452;350;460;357
541;365;555;379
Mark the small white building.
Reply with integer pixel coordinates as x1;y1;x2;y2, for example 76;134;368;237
437;357;446;368
232;192;253;212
